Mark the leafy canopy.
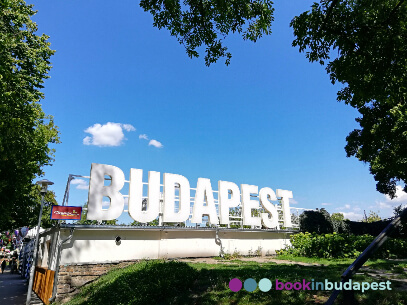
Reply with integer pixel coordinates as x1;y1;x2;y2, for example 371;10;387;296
143;0;407;198
0;0;59;231
290;0;407;198
140;0;274;66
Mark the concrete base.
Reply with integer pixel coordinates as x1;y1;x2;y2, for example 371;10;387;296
52;226;292;265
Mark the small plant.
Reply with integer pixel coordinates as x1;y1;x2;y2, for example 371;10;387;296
222;248;242;260
255;246;263;257
232;248;242;259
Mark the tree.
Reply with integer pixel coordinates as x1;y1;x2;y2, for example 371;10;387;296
331;213;345;223
143;1;407;198
28;184;59;229
299;208;334;233
394;204;407;236
140;0;274;66
76;203;118;225
331;212;348;233
362;210;382;223
290;0;407;198
131;218;159;226
0;0;60;231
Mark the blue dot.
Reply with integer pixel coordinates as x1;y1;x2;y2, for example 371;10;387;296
259;278;272;292
244;278;257;292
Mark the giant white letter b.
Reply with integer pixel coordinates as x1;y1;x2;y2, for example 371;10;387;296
87;163;125;220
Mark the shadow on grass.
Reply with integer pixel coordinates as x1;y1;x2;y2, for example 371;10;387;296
64;260;407;305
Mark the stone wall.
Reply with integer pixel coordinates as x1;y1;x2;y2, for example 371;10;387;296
56;260;137;303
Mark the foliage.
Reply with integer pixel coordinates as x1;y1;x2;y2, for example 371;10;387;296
291;0;407;197
299;209;334;234
278;232;407;259
65;259;407;305
76;203;117;225
0;0;59;231
161;221;186;227
331;213;345;222
222;248;242;260
28;184;59;229
130;218;159;226
330;212;348;233
394;204;407;236
143;0;407;198
362;210;382;223
140;0;274;66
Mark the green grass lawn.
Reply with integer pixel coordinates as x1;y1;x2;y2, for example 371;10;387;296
62;257;407;305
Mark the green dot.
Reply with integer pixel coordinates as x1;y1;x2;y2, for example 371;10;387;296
259;278;272;292
244;278;257;292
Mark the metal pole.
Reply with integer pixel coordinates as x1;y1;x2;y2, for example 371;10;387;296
26;194;45;305
325;207;407;305
49;228;75;303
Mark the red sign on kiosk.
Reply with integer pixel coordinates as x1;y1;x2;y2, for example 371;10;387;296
50;206;82;220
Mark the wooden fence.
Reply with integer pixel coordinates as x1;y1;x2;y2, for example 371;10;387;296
33;266;55;305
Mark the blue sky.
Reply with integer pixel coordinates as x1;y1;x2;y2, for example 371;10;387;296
30;0;406;222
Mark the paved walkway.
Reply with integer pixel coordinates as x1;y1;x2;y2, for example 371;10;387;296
0;267;28;305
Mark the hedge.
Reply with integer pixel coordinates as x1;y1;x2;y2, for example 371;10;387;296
277;232;407;259
299;209;406;237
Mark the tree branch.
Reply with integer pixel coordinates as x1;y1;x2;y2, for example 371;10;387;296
383;0;405;25
325;0;340;22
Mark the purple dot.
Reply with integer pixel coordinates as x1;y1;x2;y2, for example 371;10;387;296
229;278;242;292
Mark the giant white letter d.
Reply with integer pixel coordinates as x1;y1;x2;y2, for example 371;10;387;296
87;163;125;220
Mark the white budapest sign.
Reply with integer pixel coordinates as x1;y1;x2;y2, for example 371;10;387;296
87;163;294;229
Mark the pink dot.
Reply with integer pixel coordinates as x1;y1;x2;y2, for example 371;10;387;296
229;278;242;292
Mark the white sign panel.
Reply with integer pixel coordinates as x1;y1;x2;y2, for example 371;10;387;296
87;163;293;229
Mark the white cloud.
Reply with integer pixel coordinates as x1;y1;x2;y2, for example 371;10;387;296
290;198;298;204
83;136;92;145
385;186;407;203
367;186;407;214
71;179;89;190
377;201;392;209
149;139;163;148
340;211;363;221
83;122;135;146
139;134;149;140
336;204;352;210
122;124;136;132
321;203;332;206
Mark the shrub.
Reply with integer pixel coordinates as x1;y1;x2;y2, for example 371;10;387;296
277;232;407;259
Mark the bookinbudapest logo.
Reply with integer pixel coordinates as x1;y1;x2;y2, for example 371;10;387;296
229;278;392;293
